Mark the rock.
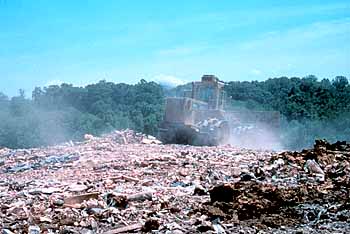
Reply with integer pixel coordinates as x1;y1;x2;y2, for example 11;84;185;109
193;185;207;196
304;159;324;175
209;184;235;203
52;198;65;206
240;172;255;181
142;219;160;232
104;193;128;208
197;224;212;232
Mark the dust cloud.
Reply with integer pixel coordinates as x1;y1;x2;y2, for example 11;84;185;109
227;123;283;151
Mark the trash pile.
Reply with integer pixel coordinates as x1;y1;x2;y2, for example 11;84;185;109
200;140;350;233
0;131;349;233
86;129;162;145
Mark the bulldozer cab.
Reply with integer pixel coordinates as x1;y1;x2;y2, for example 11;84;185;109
190;75;226;110
163;75;226;125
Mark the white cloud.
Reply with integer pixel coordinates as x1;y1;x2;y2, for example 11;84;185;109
151;74;187;87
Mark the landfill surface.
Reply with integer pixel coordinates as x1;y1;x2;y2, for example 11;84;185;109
0;130;349;234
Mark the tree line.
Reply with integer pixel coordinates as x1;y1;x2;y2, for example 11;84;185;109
0;80;164;148
224;75;350;149
0;75;349;149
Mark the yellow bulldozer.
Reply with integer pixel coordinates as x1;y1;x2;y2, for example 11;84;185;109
159;75;280;147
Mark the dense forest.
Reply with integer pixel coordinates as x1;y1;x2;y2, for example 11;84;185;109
224;75;350;149
0;75;349;150
0;80;164;148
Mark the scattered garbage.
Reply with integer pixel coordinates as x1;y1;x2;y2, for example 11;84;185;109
3;153;80;173
0;131;349;233
200;139;350;233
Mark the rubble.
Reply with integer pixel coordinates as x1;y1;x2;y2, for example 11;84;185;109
0;131;349;233
201;139;350;233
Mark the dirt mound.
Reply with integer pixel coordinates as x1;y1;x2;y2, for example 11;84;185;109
199;140;350;232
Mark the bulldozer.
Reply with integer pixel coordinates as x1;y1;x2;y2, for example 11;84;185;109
159;75;280;147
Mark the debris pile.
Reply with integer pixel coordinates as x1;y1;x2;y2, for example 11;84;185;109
100;129;162;145
0;131;349;233
201;140;350;233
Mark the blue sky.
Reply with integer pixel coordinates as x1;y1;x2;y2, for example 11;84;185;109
0;0;349;96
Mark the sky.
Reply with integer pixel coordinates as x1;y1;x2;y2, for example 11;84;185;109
0;0;349;96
